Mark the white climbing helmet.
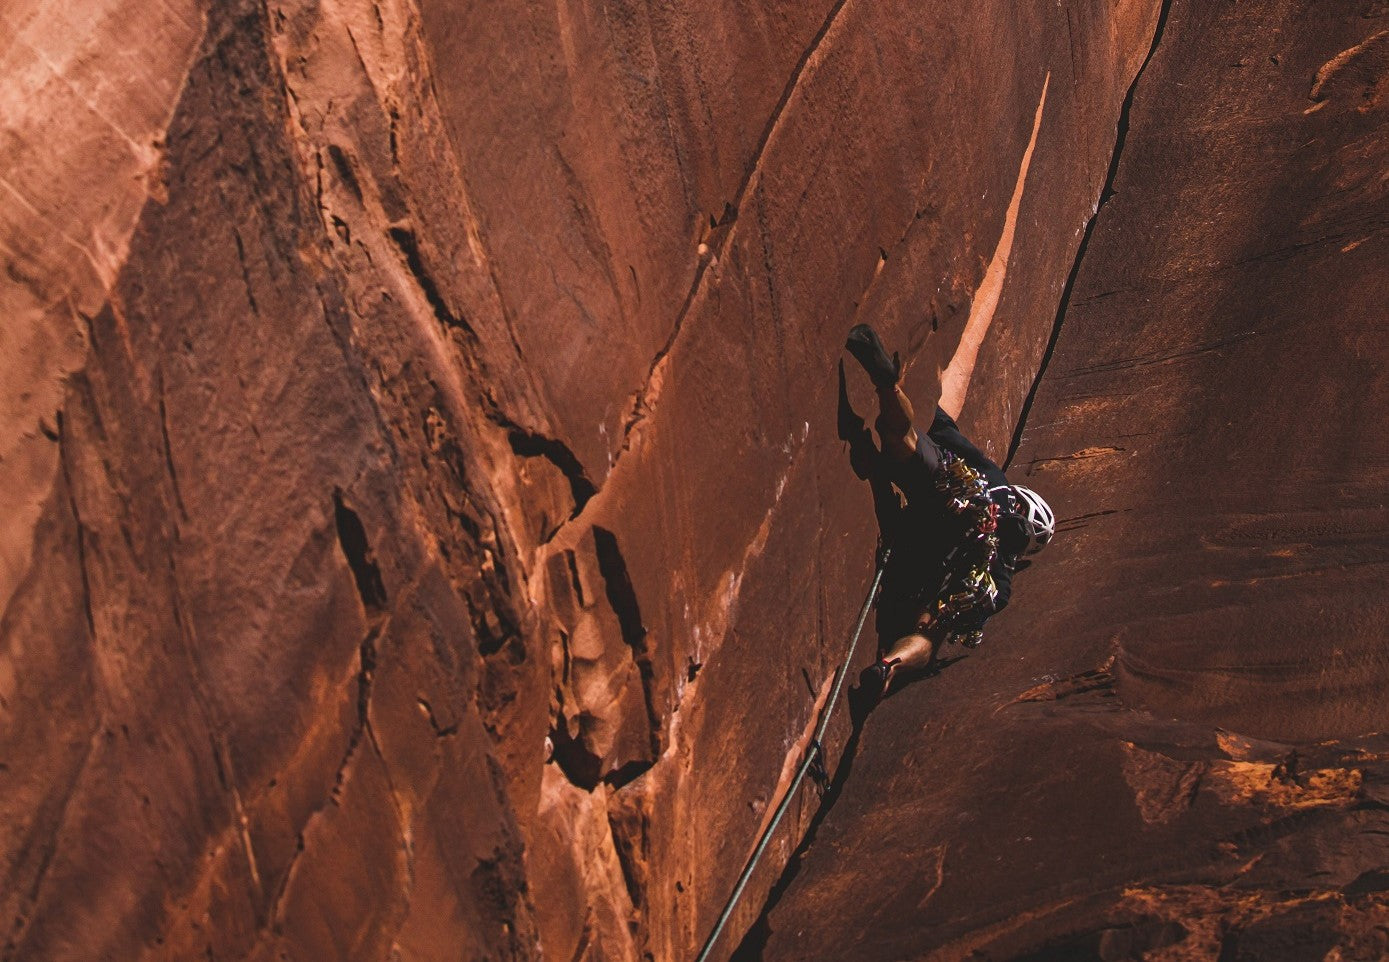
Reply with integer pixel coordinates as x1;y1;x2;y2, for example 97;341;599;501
992;484;1055;555
1010;485;1055;554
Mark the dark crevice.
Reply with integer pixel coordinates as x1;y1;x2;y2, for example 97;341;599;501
483;402;599;529
388;225;473;333
564;549;588;608
603;759;654;790
1004;0;1175;470
506;427;598;516
333;490;388;612
548;722;603;791
469;847;533;959
473;604;520;659
558;627;572;687
355;625;382;738
326;143;363;203
591;527;662;757
157;374;189;523
1343;868;1389;897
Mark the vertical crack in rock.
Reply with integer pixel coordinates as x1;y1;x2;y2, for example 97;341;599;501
620;0;855;451
267;494;394;925
3;729;99;961
230;227;260;315
56;412;96;639
2;437;99;957
354;624;383;738
332;490;388;612
564;550;587;610
156;372;189;524
264;618;382;926
590;527;662;766
1004;0;1175;469
362;715;414;941
387;225;473;335
330;489;389;822
329;490;387;782
938;74;1050;418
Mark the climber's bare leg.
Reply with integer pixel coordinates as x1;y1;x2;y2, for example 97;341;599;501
875;384;917;462
875;382;946;478
877;612;937;688
883;631;934;671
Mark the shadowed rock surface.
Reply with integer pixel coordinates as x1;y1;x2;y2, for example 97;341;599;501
747;1;1389;959
1;0;1383;961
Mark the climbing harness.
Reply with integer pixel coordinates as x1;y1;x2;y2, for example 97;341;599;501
692;543;892;962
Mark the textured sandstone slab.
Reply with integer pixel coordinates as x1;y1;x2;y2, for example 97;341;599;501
752;1;1389;958
0;0;205;618
2;0;1160;959
2;4;536;957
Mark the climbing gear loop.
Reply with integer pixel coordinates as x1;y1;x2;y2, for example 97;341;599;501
931;452;999;645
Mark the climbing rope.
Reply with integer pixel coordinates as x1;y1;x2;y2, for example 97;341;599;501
692;543;892;962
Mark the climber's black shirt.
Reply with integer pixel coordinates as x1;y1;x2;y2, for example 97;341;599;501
880;408;1023;638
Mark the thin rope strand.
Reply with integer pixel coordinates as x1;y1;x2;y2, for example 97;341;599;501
693;546;890;962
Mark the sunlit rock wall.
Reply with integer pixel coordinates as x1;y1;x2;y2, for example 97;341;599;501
753;1;1389;959
0;0;1161;958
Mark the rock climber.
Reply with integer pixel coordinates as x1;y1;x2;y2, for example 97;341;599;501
844;323;1055;694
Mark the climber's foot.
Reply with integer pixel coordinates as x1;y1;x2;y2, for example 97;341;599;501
866;656;901;696
846;323;900;388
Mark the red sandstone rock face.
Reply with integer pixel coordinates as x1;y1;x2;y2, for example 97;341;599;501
15;0;1379;959
750;1;1389;959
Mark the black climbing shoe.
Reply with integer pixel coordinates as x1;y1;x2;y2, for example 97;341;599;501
845;323;901;388
865;656;901;696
